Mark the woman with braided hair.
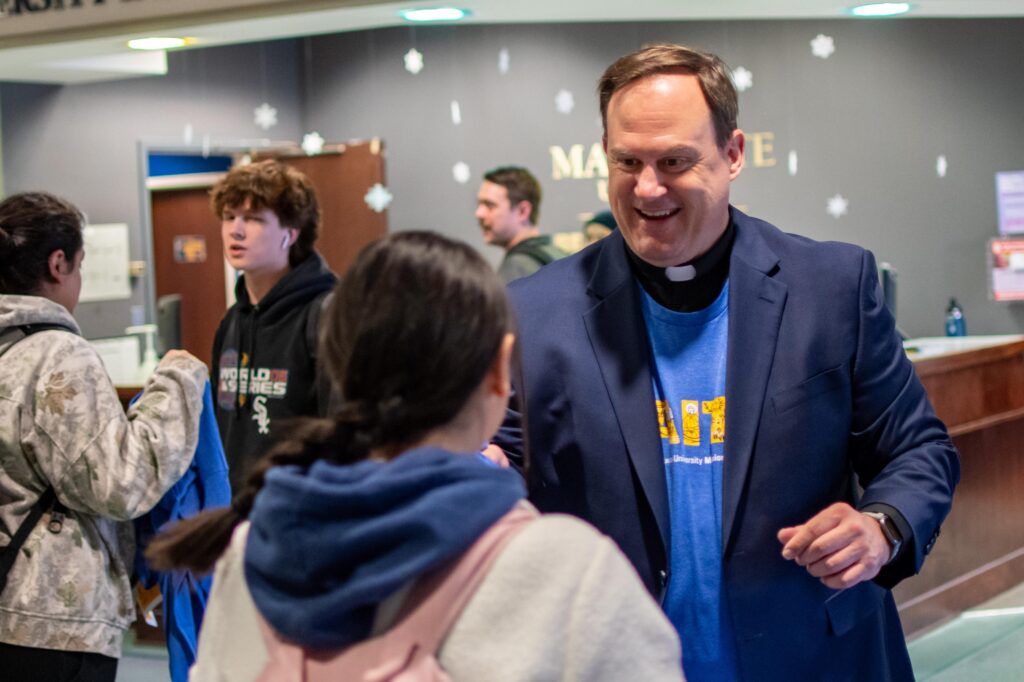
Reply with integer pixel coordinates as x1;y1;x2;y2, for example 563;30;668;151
147;231;683;681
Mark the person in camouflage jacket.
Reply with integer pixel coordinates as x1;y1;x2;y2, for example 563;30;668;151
0;192;207;679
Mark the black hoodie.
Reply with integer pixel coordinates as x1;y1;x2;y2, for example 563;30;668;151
212;252;337;491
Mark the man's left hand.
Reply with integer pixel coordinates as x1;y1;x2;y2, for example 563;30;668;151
777;502;891;589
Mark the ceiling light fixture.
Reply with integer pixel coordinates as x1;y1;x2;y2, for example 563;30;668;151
850;3;912;17
127;37;190;51
399;7;469;23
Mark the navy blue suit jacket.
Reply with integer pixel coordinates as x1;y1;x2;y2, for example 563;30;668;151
496;208;959;680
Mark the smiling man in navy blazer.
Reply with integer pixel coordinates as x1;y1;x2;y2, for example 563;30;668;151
494;44;958;681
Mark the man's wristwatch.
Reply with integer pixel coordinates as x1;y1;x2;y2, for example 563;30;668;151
863;511;903;564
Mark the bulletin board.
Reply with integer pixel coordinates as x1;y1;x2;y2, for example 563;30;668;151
989;237;1024;301
79;223;131;303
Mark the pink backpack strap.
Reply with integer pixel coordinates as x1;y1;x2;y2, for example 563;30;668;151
388;501;538;645
256;501;538;682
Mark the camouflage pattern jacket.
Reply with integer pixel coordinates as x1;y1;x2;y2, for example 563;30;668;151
0;295;207;658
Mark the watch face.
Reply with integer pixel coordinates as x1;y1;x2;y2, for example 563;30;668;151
867;512;900;545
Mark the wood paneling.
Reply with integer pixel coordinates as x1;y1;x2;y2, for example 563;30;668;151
895;340;1024;636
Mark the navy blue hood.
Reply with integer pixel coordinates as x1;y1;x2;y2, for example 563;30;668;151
244;447;525;650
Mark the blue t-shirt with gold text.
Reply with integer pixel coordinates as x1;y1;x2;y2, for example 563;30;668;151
640;282;738;682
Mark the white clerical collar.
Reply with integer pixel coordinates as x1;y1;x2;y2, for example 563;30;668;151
664;264;697;282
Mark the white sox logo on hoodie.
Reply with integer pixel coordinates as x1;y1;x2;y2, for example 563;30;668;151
252;396;271;434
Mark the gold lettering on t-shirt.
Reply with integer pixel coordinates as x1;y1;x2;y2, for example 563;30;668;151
656;400;681;444
681;400;700;446
703;396;726;444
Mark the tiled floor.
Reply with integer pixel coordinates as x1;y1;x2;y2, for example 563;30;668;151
116;632;170;682
116;582;1024;681
908;582;1024;681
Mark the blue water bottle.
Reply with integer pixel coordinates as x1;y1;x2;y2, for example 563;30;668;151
945;298;966;337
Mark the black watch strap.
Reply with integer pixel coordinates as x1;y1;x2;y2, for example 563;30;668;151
863;511;903;564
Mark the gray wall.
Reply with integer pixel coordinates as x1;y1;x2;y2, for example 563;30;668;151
4;19;1024;339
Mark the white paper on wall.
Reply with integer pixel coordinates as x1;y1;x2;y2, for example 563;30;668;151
89;335;140;386
80;223;131;302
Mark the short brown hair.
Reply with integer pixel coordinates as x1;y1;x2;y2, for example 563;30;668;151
483;166;541;225
211;159;321;266
598;43;738;150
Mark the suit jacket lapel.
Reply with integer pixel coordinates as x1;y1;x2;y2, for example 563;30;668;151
583;233;670;551
723;211;787;553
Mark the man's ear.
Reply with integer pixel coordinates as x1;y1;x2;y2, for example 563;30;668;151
488;333;516;398
514;200;533;225
727;129;745;180
47;249;69;284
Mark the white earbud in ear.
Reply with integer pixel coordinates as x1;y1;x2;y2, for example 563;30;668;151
281;234;290;250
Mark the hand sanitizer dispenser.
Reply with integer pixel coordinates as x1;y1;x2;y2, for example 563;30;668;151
126;324;160;383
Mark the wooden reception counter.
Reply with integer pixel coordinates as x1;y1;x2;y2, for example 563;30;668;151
895;335;1024;636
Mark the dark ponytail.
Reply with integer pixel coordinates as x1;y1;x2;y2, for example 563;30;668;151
146;231;512;573
0;192;84;295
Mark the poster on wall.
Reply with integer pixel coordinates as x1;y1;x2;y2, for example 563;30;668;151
79;223;131;302
996;171;1024;235
988;237;1024;301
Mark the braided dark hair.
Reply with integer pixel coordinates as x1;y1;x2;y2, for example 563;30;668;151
0;192;84;295
147;231;513;573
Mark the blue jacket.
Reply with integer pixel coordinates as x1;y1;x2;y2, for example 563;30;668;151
495;208;959;681
135;382;231;682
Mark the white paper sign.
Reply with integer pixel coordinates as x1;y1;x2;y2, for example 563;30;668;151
996;171;1024;235
79;223;131;302
89;335;141;386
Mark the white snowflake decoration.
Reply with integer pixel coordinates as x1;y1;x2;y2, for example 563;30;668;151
301;132;325;156
452;162;471;184
811;34;835;59
404;48;424;75
253;102;278;131
826;194;849;219
788;151;799;176
498;48;510;75
732;67;753;92
937;155;948;178
555;89;575;115
364;183;393;213
183;123;194;145
451;101;462;125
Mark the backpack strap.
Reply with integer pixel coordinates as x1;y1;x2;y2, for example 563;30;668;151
391;501;538;644
0;488;56;595
18;323;75;336
509;239;557;267
0;322;75;595
255;501;538;682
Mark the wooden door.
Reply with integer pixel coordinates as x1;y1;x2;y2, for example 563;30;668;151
151;187;226;368
262;141;389;275
149;141;388;367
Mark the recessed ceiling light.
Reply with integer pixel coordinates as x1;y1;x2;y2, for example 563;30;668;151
399;7;469;22
850;3;912;17
127;37;190;51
